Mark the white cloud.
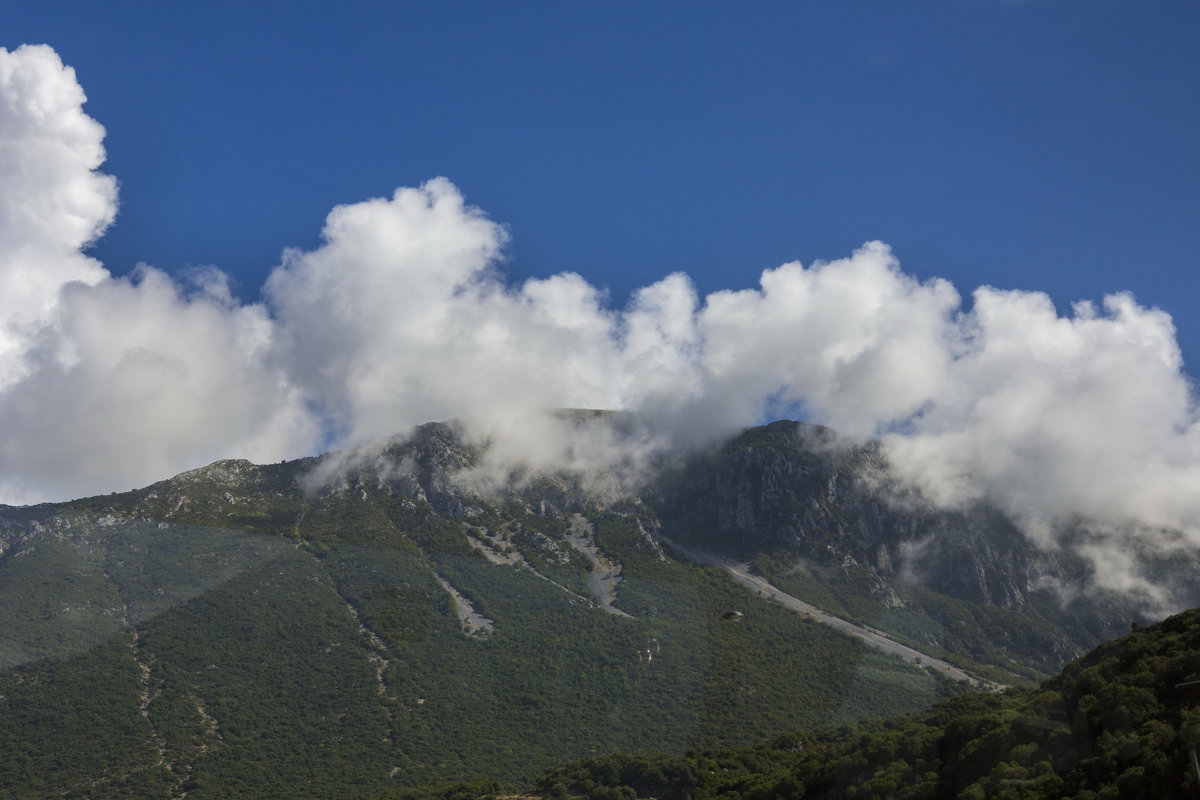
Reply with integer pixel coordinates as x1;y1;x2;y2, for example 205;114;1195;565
5;44;1200;607
0;45;114;387
264;179;627;448
0;266;318;503
882;288;1200;593
688;242;960;438
0;46;316;503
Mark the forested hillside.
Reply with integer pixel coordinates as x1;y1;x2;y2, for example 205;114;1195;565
0;419;1189;798
505;605;1200;800
0;425;958;799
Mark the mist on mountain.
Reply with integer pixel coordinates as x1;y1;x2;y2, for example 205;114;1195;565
2;44;1199;606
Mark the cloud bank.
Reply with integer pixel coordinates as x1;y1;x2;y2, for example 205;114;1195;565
0;45;314;503
3;45;1200;602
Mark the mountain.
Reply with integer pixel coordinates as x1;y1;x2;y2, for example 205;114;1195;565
649;420;1164;678
0;418;1186;798
525;604;1200;800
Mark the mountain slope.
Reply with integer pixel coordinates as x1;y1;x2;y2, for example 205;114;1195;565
653;420;1158;677
0;423;959;799
0;418;1187;798
528;604;1200;800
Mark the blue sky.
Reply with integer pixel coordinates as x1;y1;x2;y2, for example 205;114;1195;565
5;1;1200;528
9;1;1199;361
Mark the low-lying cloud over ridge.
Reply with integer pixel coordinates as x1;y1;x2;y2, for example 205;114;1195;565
3;45;1199;603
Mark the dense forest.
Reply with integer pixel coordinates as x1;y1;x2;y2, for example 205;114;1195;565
0;500;953;798
1;421;1188;798
430;605;1200;800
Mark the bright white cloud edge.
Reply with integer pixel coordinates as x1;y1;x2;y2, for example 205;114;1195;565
3;44;1199;608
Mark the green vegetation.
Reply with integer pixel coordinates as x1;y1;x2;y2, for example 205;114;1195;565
0;491;957;798
0;420;1170;798
516;606;1200;799
0;634;175;799
595;515;957;744
0;518;128;667
751;552;1062;684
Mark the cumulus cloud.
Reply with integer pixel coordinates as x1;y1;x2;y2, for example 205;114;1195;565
885;290;1199;526
881;289;1200;602
4;44;1200;606
0;266;318;502
0;44;113;386
264;179;625;446
683;243;959;439
0;45;316;503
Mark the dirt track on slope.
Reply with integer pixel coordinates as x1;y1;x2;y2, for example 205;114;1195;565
565;514;632;618
658;535;1003;690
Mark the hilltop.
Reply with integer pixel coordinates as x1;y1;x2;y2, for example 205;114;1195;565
0;418;1192;798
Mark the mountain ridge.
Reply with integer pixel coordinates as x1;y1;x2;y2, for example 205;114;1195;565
1;417;1193;798
51;416;1179;675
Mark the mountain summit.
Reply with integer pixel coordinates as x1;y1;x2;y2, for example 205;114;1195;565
0;418;1192;798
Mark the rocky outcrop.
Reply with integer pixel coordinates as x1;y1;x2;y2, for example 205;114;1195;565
648;420;1155;670
654;421;1076;607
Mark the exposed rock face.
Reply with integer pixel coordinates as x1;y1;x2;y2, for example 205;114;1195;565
654;421;1068;606
647;420;1170;669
